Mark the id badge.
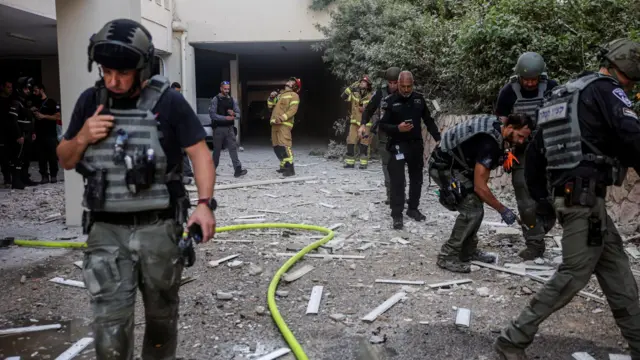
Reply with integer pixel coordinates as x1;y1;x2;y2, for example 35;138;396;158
395;153;405;160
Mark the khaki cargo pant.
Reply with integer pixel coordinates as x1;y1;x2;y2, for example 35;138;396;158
345;123;371;166
499;197;640;357
428;165;484;260
83;218;183;360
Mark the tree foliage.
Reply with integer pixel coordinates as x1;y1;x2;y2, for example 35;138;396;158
315;0;640;113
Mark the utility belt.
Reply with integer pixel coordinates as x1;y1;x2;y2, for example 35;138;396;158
553;177;607;208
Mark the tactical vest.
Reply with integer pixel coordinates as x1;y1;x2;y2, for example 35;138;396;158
14;98;34;133
440;115;503;169
509;74;548;124
82;75;173;213
216;94;234;117
537;73;621;175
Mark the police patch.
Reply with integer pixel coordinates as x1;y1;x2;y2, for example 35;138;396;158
623;107;638;120
414;98;422;104
613;88;633;107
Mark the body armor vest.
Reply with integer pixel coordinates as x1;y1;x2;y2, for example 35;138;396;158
440;115;503;157
14;97;35;133
82;75;173;213
215;95;234;117
509;74;548;124
537;73;622;178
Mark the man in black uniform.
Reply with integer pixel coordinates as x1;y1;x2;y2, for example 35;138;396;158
495;52;559;260
361;66;401;204
428;114;532;273
495;38;640;360
0;79;15;186
56;19;216;359
9;77;37;187
379;71;441;229
32;84;60;184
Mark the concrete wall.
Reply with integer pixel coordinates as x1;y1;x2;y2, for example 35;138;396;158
40;56;60;102
56;0;143;226
0;0;55;19
141;0;173;53
173;0;329;43
426;114;640;234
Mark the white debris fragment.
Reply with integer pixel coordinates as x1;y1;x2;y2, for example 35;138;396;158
227;260;244;268
329;313;346;322
455;308;471;327
572;352;596;360
216;291;233;300
476;287;490;297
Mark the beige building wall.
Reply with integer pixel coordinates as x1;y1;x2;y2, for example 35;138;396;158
141;0;173;53
0;0;55;19
173;0;329;42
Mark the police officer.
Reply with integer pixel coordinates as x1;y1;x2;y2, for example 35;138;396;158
495;52;559;260
342;75;373;169
378;71;441;229
209;80;247;177
56;19;216;359
428;114;532;273
9;77;37;187
361;66;401;204
495;38;640;360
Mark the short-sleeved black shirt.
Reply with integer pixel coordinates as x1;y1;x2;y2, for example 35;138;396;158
64;87;206;172
434;133;503;173
34;97;59;137
495;79;559;117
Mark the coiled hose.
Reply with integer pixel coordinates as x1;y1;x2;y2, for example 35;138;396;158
12;222;335;360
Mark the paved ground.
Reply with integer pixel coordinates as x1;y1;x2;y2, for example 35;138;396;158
0;143;637;360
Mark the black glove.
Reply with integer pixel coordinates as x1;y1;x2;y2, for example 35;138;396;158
499;207;517;225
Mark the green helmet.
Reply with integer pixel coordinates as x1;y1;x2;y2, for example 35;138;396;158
384;67;401;81
514;52;546;78
603;38;640;81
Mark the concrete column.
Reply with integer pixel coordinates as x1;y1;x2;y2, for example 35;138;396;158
56;0;141;226
229;57;240;144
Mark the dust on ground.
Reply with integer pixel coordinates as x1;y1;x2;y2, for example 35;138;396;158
0;143;637;360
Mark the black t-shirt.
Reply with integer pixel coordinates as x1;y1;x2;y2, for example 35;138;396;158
34;97;58;137
495;79;559;117
64;87;206;172
434;133;503;173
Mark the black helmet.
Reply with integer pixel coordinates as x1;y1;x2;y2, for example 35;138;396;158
88;19;155;83
16;76;34;92
384;67;401;81
602;38;640;81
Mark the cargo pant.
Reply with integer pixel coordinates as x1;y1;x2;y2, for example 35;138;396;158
345;123;371;167
499;197;640;357
213;126;242;170
512;148;547;252
428;165;484;261
83;218;183;360
271;123;293;170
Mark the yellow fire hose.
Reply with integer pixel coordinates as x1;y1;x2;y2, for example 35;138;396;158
10;222;335;360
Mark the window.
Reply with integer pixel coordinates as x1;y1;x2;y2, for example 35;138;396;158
164;0;171;10
151;56;164;77
155;0;162;5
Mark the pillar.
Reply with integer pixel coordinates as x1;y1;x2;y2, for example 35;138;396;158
229;57;240;144
56;0;142;226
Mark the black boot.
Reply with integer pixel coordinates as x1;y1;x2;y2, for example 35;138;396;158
40;175;50;184
282;163;295;177
276;167;284;173
11;169;25;190
50;175;58;184
392;216;403;230
3;173;11;186
234;167;247;178
406;209;426;221
344;163;355;169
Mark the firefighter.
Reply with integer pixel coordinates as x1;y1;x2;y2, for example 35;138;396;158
342;75;373;169
268;77;301;176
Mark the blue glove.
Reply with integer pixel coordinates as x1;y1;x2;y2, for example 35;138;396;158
500;207;517;225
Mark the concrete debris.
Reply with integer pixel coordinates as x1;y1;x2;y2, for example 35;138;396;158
504;263;554;271
227;260;244;268
248;264;264;276
376;279;425;285
357;242;374;251
609;355;632;360
454;308;471;327
592;308;604;314
209;254;241;267
54;337;94;360
255;306;266;315
275;290;289;297
369;335;386;344
625;246;640;260
305;286;324;315
282;265;314;283
361;292;407;322
329;313;346;322
428;279;472;289
275;253;366;260
216;291;234;300
319;202;336;209
400;285;419;293
533;258;545;265
495;227;521;236
572;352;596;360
49;277;85;289
552;256;563;265
476;287;490;297
396;239;410;245
73;260;83;269
20;275;26;284
254;348;291;360
470;265;481;272
0;323;62;336
349;263;357;270
521;286;533;295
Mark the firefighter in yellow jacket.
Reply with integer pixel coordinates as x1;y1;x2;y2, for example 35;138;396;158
268;77;301;176
342;75;373;169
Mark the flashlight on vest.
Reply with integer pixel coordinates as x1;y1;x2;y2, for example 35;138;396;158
113;129;129;164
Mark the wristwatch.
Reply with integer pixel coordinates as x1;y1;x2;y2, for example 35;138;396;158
197;198;217;211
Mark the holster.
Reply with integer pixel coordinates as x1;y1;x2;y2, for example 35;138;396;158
174;195;190;225
561;177;605;207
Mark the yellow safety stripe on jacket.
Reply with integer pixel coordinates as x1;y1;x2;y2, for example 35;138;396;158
289;101;299;106
366;122;372;127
